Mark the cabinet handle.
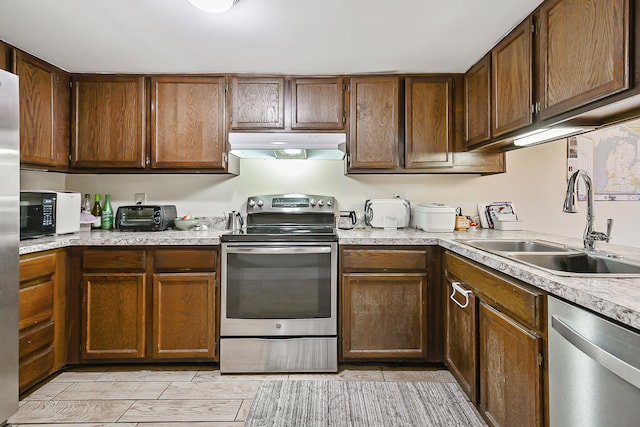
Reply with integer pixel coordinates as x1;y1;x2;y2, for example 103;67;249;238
450;281;472;309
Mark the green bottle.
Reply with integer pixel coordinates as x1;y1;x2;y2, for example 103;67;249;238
91;194;102;229
101;194;113;230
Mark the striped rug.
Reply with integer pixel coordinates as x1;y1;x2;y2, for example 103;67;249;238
245;380;486;427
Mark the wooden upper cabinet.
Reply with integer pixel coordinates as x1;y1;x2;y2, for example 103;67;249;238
348;76;400;170
492;17;533;137
405;76;453;168
538;0;630;120
0;41;10;71
230;77;284;129
71;75;145;168
14;51;69;168
464;54;491;148
291;77;345;129
151;76;226;170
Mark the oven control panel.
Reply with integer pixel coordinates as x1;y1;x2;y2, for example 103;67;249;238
247;194;335;213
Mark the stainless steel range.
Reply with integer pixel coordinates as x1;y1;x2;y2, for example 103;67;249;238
220;194;338;373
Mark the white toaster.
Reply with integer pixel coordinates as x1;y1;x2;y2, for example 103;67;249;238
364;198;411;228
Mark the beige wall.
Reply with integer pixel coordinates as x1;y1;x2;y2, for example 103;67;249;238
21;139;640;248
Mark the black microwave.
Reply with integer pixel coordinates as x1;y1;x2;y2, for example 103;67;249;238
20;192;56;240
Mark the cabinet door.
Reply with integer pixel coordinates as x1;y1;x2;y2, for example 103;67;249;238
538;0;629;120
341;273;427;360
230;77;284;129
479;302;543;427
291;77;345;129
152;273;216;359
492;17;533;137
82;273;146;359
72;76;145;168
465;54;491;147
348;76;400;170
445;278;478;403
405;76;453;168
15;51;68;168
0;41;10;71
151;76;226;170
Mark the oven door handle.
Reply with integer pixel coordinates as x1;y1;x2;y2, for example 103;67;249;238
225;246;333;255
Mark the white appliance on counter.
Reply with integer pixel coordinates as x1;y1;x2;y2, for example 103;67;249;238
54;191;81;234
415;203;456;232
364;198;411;228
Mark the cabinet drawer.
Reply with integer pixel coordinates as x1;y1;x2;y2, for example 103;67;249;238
19;281;53;330
20;252;56;284
155;249;216;271
444;251;544;330
19;346;54;392
83;249;146;271
20;320;54;359
342;249;428;271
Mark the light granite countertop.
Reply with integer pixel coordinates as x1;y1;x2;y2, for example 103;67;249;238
20;225;640;331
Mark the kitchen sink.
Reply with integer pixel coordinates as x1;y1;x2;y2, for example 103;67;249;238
457;239;640;277
508;253;640;277
458;239;571;253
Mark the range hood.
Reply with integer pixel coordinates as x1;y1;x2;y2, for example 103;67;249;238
229;132;346;160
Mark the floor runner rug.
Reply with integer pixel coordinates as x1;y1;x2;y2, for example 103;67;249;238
244;380;486;427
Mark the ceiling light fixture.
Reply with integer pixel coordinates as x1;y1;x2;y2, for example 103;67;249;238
186;0;240;13
513;126;595;147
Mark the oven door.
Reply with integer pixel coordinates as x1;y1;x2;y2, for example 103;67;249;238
221;242;337;337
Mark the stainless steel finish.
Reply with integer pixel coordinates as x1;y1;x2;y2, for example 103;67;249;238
509;252;640;277
225;245;332;255
0;69;20;423
457;238;640;277
224;211;244;231
220;337;338;373
246;193;336;216
220;242;338;337
548;296;640;427
563;169;613;250
458;239;571;253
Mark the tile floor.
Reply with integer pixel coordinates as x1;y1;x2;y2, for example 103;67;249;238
10;365;460;426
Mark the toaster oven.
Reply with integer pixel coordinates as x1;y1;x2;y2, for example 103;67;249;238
115;205;177;231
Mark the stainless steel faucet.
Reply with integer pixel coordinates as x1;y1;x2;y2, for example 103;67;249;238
563;169;613;250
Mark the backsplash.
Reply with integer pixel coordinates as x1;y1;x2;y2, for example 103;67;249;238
20;139;640;248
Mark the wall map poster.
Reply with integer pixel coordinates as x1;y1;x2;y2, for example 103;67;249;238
568;119;640;201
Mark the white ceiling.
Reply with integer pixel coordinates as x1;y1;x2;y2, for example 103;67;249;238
0;0;543;75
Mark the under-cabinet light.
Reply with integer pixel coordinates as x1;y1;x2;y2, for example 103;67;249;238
513;126;595;147
186;0;239;13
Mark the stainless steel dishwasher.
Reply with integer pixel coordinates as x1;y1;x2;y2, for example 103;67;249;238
548;296;640;426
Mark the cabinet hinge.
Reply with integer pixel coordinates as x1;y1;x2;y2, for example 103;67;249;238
224;82;229;92
68;154;72;161
532;20;538;35
342;82;347;91
531;102;540;115
342;115;346;124
347;83;351;92
537;352;544;366
222;153;227;168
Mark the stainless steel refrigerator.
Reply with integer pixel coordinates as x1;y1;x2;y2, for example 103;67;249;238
0;69;20;423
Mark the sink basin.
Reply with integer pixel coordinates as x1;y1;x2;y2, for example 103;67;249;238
508;253;640;277
458;239;571;253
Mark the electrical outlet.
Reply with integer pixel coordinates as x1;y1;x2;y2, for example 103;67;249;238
134;193;147;205
393;192;408;200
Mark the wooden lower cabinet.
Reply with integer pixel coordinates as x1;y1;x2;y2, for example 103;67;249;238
19;250;66;393
445;277;477;403
152;273;216;359
340;246;441;362
342;273;427;359
444;251;546;427
479;302;543;427
82;273;146;359
75;246;218;363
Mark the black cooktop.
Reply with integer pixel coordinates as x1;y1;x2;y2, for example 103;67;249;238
220;225;337;242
